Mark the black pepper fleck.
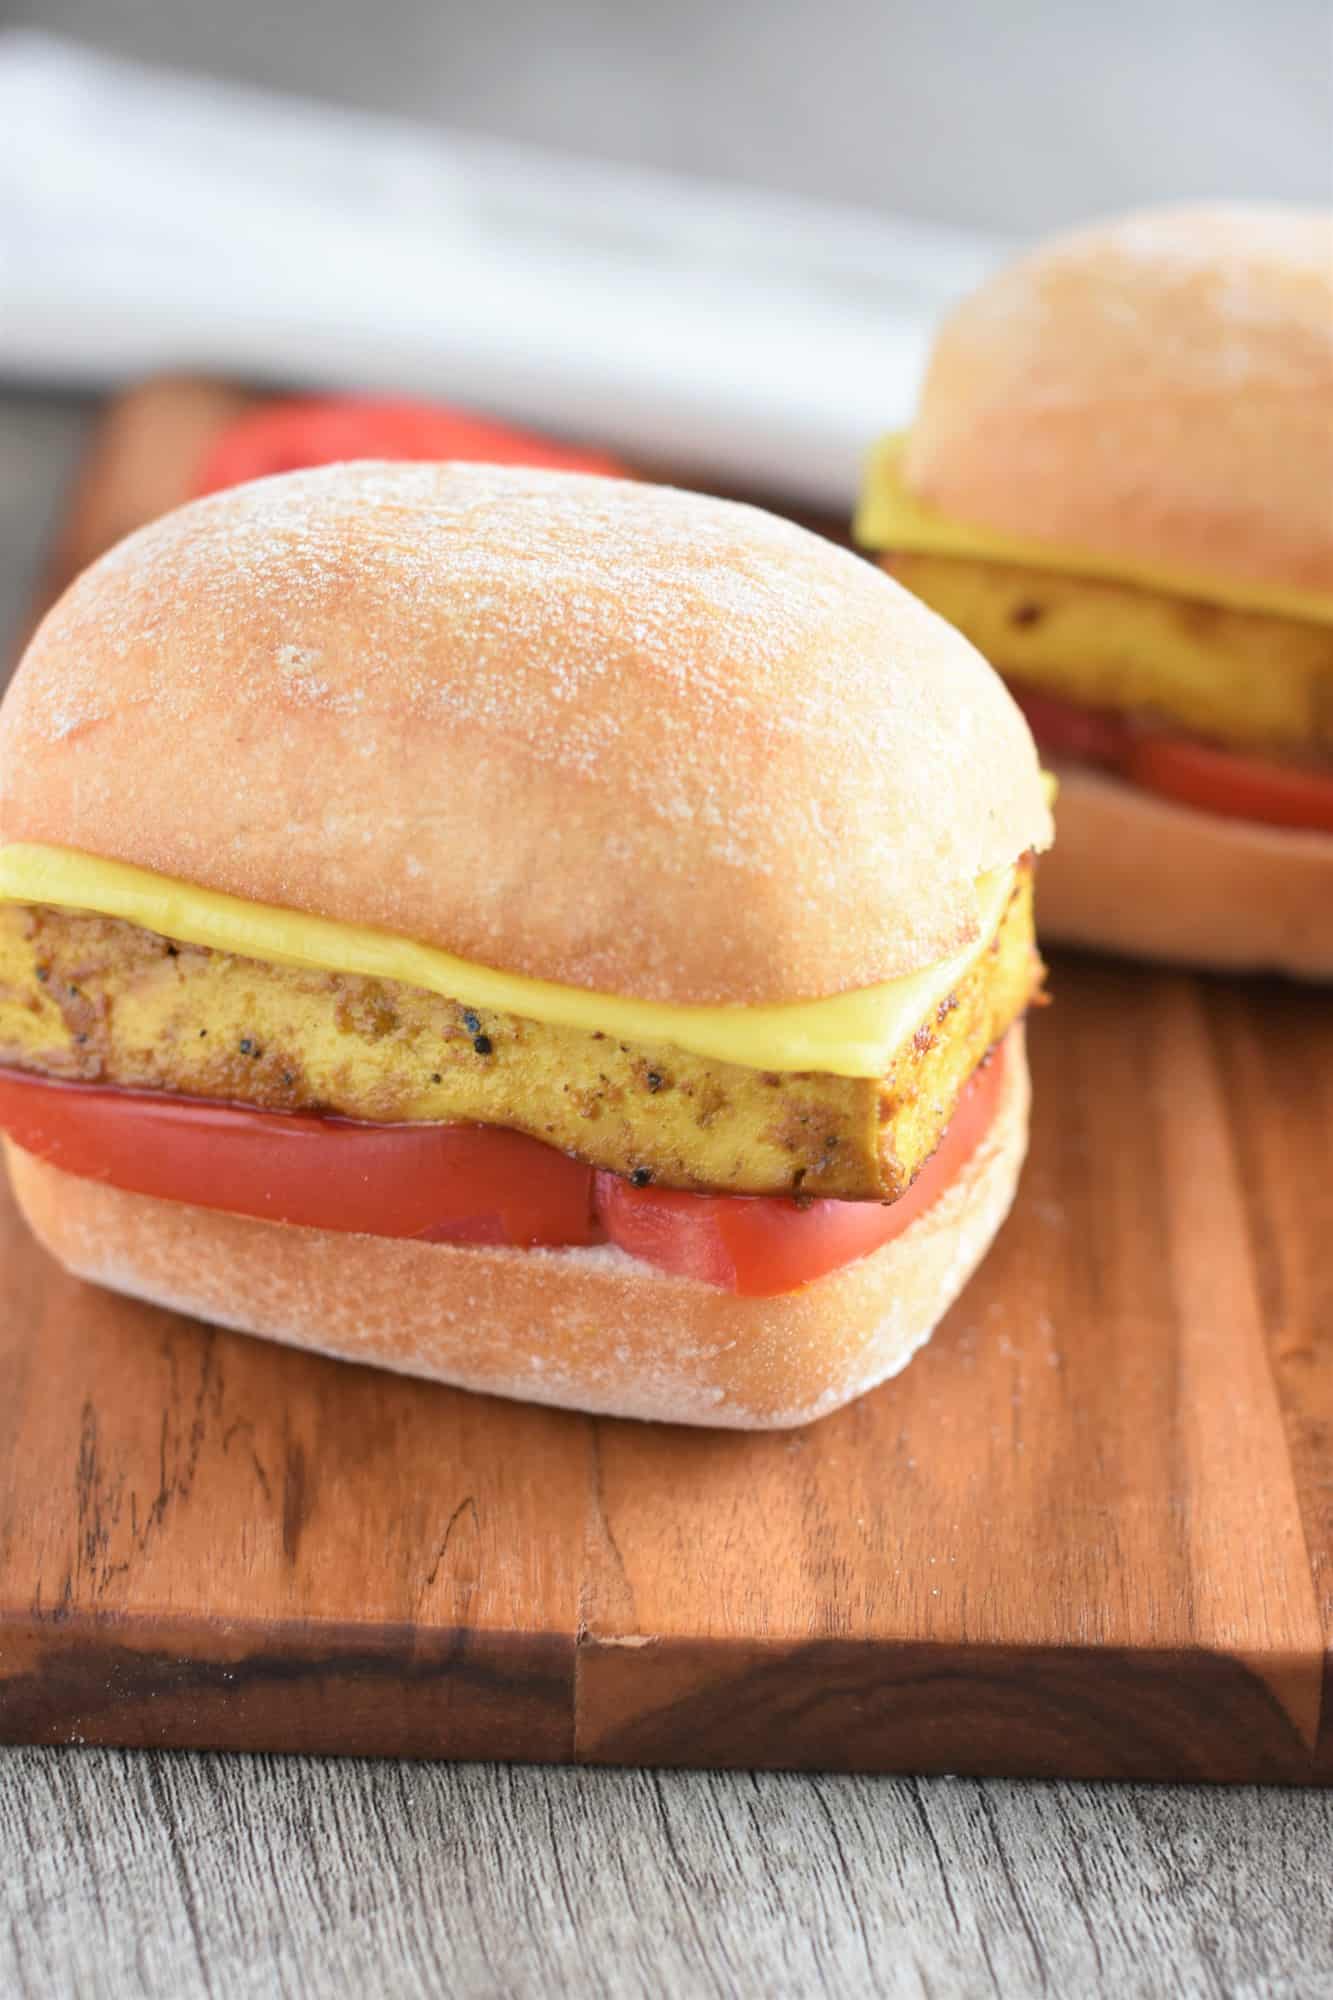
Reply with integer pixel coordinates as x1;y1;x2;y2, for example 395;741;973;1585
646;1071;664;1093
462;1010;481;1035
165;943;178;958
1011;600;1044;628
75;1032;88;1045
282;1071;295;1087
199;1028;208;1038
67;984;80;997
630;1167;652;1187
431;1072;442;1084
35;967;49;983
472;1034;493;1056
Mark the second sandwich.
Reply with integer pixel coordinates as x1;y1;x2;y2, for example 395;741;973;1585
856;203;1333;978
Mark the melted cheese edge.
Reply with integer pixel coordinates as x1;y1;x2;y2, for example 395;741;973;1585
855;434;1333;627
0;842;1013;1081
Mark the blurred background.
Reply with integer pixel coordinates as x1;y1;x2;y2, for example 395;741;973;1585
1;0;1329;653
9;0;1330;226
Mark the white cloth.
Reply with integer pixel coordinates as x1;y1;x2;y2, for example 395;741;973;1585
0;32;1004;507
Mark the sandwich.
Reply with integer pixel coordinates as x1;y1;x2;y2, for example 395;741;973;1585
854;204;1333;978
0;463;1051;1428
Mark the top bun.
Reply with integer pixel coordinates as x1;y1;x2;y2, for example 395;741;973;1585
905;204;1333;598
0;463;1049;1005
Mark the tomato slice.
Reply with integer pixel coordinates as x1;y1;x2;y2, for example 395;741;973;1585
0;1039;1006;1290
1122;735;1333;834
595;1043;1006;1297
0;1071;600;1248
1010;688;1132;768
192;395;626;498
1013;686;1333;834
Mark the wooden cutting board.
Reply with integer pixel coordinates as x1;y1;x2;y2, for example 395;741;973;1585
1;381;1330;1781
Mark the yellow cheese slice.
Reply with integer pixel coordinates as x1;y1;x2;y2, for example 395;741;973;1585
0;842;1012;1082
855;434;1333;628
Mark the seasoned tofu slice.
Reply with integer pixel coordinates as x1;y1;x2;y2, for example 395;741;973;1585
0;867;1040;1200
882;552;1333;758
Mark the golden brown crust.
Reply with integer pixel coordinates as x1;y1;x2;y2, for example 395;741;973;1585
1037;761;1333;978
5;1031;1030;1429
0;464;1050;1006
905;205;1333;598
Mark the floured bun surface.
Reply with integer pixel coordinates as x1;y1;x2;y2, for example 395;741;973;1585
5;1028;1030;1430
0;463;1050;1004
906;205;1333;597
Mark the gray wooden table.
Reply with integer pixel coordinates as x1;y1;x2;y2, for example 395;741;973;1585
2;391;1331;2000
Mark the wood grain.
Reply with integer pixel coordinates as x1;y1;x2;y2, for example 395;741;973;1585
1;381;1330;1783
3;1746;1331;2000
0;1176;587;1762
578;962;1331;1779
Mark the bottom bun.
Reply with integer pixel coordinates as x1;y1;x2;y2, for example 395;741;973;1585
1036;760;1333;979
6;1030;1029;1430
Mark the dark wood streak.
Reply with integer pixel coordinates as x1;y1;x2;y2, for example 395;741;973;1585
282;1440;310;1564
0;1616;574;1764
55;1332;223;1607
420;1495;481;1595
574;1637;1322;1783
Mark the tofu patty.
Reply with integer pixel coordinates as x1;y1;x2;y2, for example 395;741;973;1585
0;867;1039;1200
882;552;1333;760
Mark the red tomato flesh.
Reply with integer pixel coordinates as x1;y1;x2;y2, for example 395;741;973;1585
0;1072;600;1248
0;1040;1007;1292
1122;735;1333;835
1009;688;1132;768
1013;687;1333;834
595;1043;1006;1297
192;395;626;498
